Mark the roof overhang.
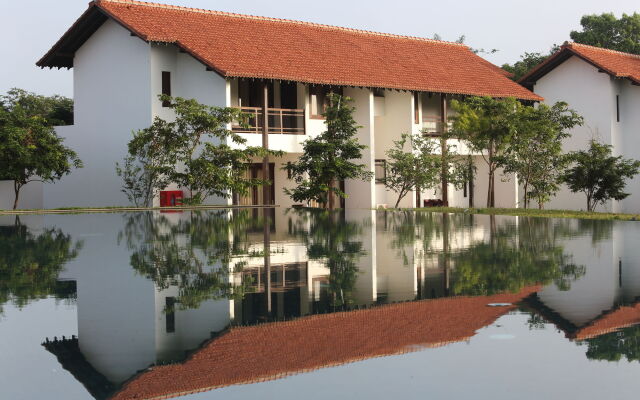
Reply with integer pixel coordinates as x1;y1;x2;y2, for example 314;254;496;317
519;44;640;89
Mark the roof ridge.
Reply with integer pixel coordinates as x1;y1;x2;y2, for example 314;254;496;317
95;0;469;47
567;41;640;60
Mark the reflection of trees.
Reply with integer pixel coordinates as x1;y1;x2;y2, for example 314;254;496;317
119;210;268;310
581;325;640;363
450;217;585;296
288;209;365;308
0;219;81;313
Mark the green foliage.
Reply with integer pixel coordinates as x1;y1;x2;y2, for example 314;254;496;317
563;140;640;211
287;208;365;308
501;47;559;81
497;102;583;209
285;93;373;209
118;95;280;206
570;13;640;55
450;96;519;207
119;210;267;310
384;133;440;208
581;325;640;362
0;219;82;314
0;89;82;209
450;217;585;296
0;88;73;126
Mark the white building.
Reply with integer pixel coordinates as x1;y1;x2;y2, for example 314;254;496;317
26;0;541;210
520;42;640;213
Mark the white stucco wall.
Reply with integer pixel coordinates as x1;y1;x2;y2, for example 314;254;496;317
44;20;152;208
344;88;376;209
533;55;621;212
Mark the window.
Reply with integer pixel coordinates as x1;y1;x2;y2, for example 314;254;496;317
373;88;385;97
375;159;386;184
161;71;171;107
309;86;342;118
616;95;620;122
165;297;176;333
414;92;420;124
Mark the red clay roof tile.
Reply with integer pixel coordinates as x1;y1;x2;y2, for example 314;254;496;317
520;42;640;86
110;286;540;400
39;0;541;101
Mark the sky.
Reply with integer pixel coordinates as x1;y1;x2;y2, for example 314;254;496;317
1;0;638;97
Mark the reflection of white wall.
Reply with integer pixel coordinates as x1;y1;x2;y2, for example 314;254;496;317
537;221;620;326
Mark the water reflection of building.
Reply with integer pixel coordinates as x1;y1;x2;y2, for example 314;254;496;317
528;221;640;340
29;210;640;399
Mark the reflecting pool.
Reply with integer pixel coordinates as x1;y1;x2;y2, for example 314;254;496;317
1;209;640;399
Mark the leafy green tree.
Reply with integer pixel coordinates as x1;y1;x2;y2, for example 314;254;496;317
285;93;373;209
570;13;640;55
450;217;584;296
0;90;82;209
450;96;519;207
581;325;640;362
0;219;82;314
501;47;559;81
119;210;268;310
118;95;280;206
563;140;640;212
288;208;365;308
384;133;440;208
497;102;583;209
0;88;73;126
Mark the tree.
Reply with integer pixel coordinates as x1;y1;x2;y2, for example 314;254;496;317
285;93;373;209
0;90;82;209
0;88;73;126
384;133;440;208
563;140;640;212
497;102;583;209
118;95;280;206
0;218;82;314
450;96;518;208
501;47;559;81
570;13;640;55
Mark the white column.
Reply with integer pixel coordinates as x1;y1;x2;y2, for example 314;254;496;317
343;87;375;209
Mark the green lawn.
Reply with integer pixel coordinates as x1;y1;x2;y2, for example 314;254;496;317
401;206;640;221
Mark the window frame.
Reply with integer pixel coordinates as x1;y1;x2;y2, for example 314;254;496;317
374;159;387;185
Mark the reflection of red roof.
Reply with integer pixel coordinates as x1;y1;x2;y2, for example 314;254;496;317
112;286;539;400
520;42;640;87
573;302;640;340
37;0;541;101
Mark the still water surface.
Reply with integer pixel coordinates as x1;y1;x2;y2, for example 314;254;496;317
1;209;640;399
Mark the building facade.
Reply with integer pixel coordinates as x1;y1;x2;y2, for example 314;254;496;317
520;42;640;213
28;0;541;210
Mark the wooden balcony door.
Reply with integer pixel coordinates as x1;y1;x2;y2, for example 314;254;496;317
234;163;275;205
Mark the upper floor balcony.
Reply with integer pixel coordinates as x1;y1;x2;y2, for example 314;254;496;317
422;116;452;137
232;106;305;135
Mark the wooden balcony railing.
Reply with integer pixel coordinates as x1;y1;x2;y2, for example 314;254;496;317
422;116;452;137
232;106;306;135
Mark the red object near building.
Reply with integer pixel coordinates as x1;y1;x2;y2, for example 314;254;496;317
160;190;183;207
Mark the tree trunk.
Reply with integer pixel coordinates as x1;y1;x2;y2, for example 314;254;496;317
13;181;21;210
487;143;495;208
328;179;335;210
523;181;529;209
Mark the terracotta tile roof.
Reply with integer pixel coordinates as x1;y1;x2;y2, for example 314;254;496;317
520;42;640;87
38;0;541;101
572;302;640;340
110;286;540;400
526;294;640;341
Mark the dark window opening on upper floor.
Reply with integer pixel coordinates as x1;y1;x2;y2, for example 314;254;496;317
161;71;171;107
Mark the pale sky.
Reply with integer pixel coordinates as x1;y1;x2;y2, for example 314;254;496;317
1;0;638;97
